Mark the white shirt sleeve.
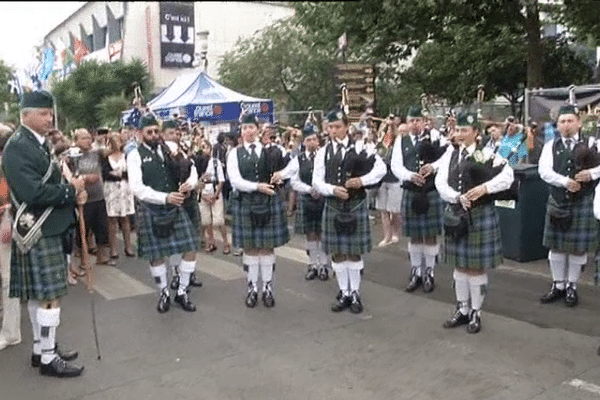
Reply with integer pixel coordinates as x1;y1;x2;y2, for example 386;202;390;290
290;169;312;194
483;152;514;194
390;137;415;183
434;147;460;203
126;148;168;205
226;147;259;193
184;158;198;189
312;146;336;197
538;140;570;188
430;144;452;173
360;153;387;187
217;159;225;183
278;156;299;180
594;182;600;220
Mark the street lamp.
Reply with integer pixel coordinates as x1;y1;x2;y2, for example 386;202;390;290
195;30;209;73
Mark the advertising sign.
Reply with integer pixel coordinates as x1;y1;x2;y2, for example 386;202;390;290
159;2;195;68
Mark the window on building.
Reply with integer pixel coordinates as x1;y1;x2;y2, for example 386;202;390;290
117;17;123;41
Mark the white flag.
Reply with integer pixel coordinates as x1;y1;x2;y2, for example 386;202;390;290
338;32;348;51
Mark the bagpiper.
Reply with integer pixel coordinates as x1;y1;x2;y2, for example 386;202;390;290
539;105;600;307
227;114;289;308
312;108;386;313
127;114;200;313
435;112;514;333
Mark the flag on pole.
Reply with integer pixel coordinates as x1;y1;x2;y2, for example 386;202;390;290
8;74;22;96
74;38;90;64
337;32;348;52
39;47;55;81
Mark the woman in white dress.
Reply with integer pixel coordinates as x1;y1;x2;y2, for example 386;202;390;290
101;133;135;258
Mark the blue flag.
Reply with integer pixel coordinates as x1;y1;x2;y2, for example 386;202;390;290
125;107;142;129
39;48;55;81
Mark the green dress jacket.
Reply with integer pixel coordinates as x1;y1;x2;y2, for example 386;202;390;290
2;125;76;237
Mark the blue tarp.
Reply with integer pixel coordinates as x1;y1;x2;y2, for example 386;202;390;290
121;71;274;125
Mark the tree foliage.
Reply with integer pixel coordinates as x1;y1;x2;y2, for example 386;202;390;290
218;19;338;112
52;59;152;132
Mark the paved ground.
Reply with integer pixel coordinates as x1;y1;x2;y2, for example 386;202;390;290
1;213;600;400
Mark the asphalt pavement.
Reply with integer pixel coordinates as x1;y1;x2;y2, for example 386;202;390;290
1;212;600;400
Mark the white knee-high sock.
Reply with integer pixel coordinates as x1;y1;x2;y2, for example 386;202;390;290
169;254;182;274
468;274;488;311
149;264;168;292
243;254;260;290
317;244;327;267
567;254;586;289
408;242;423;275
423;244;439;272
549;250;567;290
259;254;275;290
347;260;363;293
37;308;60;364
306;241;319;267
453;270;470;315
332;261;350;297
28;300;41;354
178;260;196;295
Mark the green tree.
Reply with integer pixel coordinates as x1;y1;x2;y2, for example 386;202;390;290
0;59;20;125
218;19;338;112
52;59;152;131
96;94;131;130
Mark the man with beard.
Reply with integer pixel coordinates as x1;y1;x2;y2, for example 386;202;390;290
127;115;200;313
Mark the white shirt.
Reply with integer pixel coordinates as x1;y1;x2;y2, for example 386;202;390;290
127;142;198;205
538;135;600;188
22;124;46;146
290;151;317;195
390;130;449;183
312;136;387;197
435;144;514;204
594;181;600;220
201;157;225;195
226;140;263;193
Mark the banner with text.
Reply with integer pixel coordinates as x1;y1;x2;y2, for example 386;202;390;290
159;2;195;68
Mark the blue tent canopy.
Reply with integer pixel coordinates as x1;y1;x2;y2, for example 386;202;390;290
121;72;274;126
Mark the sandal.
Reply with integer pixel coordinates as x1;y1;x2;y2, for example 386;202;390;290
222;244;231;255
70;265;87;277
97;259;118;266
67;272;78;286
205;244;217;253
110;254;119;260
124;249;136;257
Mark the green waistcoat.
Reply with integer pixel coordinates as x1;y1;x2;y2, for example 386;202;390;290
401;135;419;172
550;138;594;204
237;146;267;183
138;145;178;193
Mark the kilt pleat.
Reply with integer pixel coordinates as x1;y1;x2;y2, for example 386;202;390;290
322;197;371;255
136;201;200;261
295;194;324;235
9;234;68;301
443;203;502;271
402;189;443;237
543;193;599;253
231;191;290;249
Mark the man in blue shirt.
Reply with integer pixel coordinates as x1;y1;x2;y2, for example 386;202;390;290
497;116;527;166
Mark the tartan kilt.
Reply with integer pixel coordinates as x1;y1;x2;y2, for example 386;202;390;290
9;234;68;301
543;192;599;253
135;201;200;262
402;189;444;237
322;196;371;255
444;203;502;271
231;191;290;249
295;194;324;235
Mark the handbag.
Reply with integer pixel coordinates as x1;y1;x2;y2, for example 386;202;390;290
249;198;271;229
151;207;178;238
334;201;357;235
443;204;470;240
304;196;324;222
411;190;430;215
547;200;572;232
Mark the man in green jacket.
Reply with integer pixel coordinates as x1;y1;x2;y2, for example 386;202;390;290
2;91;86;377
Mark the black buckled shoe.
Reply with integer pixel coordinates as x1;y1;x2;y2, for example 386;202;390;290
39;356;84;378
565;284;579;307
189;272;203;288
318;265;329;281
422;268;435;293
405;268;422;292
540;282;566;304
305;266;318;281
331;295;351;312
262;282;275;308
349;291;363;314
443;306;470;329
174;292;197;312
170;274;180;291
32;344;78;368
157;289;171;313
245;286;259;308
466;310;482;334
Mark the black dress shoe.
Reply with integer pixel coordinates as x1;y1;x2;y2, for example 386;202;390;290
157;289;171;313
262;284;275;308
540;282;566;304
174;292;197;312
565;285;579;307
40;356;84;378
422;269;435;293
170;275;180;291
335;290;343;301
405;274;422;292
466;311;482;334
189;272;203;287
443;309;470;329
32;344;78;367
349;291;363;314
245;288;258;308
318;266;329;281
331;295;351;312
305;266;318;281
